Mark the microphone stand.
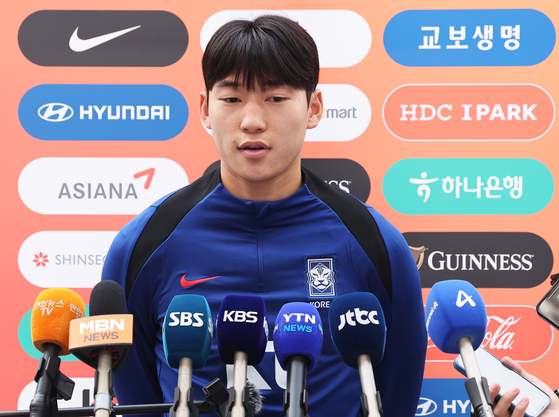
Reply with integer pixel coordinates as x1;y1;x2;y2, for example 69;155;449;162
457;339;494;417
29;343;75;417
225;352;263;417
283;355;310;417
356;356;383;417
2;378;231;417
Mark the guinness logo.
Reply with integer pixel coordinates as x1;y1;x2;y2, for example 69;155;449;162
409;245;427;269
404;232;553;288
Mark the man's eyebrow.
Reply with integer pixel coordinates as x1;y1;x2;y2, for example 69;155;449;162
214;80;240;89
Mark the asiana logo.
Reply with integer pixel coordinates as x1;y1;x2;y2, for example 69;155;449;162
306;258;336;298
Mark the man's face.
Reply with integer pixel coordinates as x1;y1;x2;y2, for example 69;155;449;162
200;78;322;200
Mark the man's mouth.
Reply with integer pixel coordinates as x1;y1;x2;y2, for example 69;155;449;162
239;142;269;158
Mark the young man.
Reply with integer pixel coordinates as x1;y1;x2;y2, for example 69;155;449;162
101;15;427;416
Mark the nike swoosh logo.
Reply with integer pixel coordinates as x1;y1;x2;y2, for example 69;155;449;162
69;25;141;52
180;274;221;288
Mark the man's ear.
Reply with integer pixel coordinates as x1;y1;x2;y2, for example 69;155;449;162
307;89;323;129
199;90;211;129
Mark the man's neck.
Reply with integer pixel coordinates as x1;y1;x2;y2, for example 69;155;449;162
220;164;303;201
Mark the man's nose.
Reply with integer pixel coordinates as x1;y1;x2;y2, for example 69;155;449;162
240;101;266;133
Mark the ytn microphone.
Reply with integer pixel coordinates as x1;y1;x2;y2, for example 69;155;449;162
329;292;386;417
30;288;86;417
163;294;213;417
68;280;133;417
216;295;268;417
274;302;323;417
425;279;492;417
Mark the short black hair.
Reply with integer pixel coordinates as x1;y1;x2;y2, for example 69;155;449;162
202;15;320;103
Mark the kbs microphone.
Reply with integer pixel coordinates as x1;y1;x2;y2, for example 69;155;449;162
30;288;86;417
216;295;268;417
329;293;386;417
273;302;323;417
163;294;213;417
68;280;133;417
425;280;492;417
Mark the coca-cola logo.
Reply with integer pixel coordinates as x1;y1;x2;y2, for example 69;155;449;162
482;315;521;351
426;305;553;362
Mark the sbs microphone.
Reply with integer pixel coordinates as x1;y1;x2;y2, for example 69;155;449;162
30;288;86;417
329;292;386;417
163;294;213;417
216;295;268;417
69;280;133;417
425;279;492;417
273;302;322;417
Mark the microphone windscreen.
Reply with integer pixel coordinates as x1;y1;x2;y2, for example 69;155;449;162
89;280;126;316
246;379;263;414
329;292;386;369
425;279;487;354
31;288;86;355
163;294;213;369
273;302;323;371
216;295;268;366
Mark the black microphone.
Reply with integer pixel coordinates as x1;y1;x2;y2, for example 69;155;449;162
216;295;268;417
68;280;133;417
273;302;322;417
29;288;86;417
329;293;387;417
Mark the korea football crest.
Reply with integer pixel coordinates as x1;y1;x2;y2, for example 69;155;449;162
306;257;336;298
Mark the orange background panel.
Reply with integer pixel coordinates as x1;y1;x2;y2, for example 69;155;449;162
0;0;558;411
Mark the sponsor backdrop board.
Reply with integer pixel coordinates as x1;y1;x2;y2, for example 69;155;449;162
1;0;557;414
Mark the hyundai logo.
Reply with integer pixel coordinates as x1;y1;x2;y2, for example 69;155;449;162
416;397;437;416
38;103;74;122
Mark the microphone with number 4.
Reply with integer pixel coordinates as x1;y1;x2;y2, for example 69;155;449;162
329;292;386;417
163;294;213;417
68;280;133;417
425;280;493;417
216;295;268;417
30;288;86;417
274;302;323;417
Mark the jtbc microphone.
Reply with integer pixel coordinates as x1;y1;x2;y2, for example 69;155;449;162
216;295;268;417
329;293;386;417
274;302;323;417
425;280;492;417
30;288;86;417
69;280;133;417
163;294;213;417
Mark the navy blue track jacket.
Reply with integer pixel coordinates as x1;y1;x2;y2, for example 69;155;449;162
101;167;427;417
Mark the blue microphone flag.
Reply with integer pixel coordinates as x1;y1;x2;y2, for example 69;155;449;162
425;280;487;354
216;295;268;365
273;302;323;371
329;292;386;368
163;294;213;369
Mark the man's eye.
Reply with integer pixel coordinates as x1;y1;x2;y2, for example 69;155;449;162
224;97;240;103
268;97;285;102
